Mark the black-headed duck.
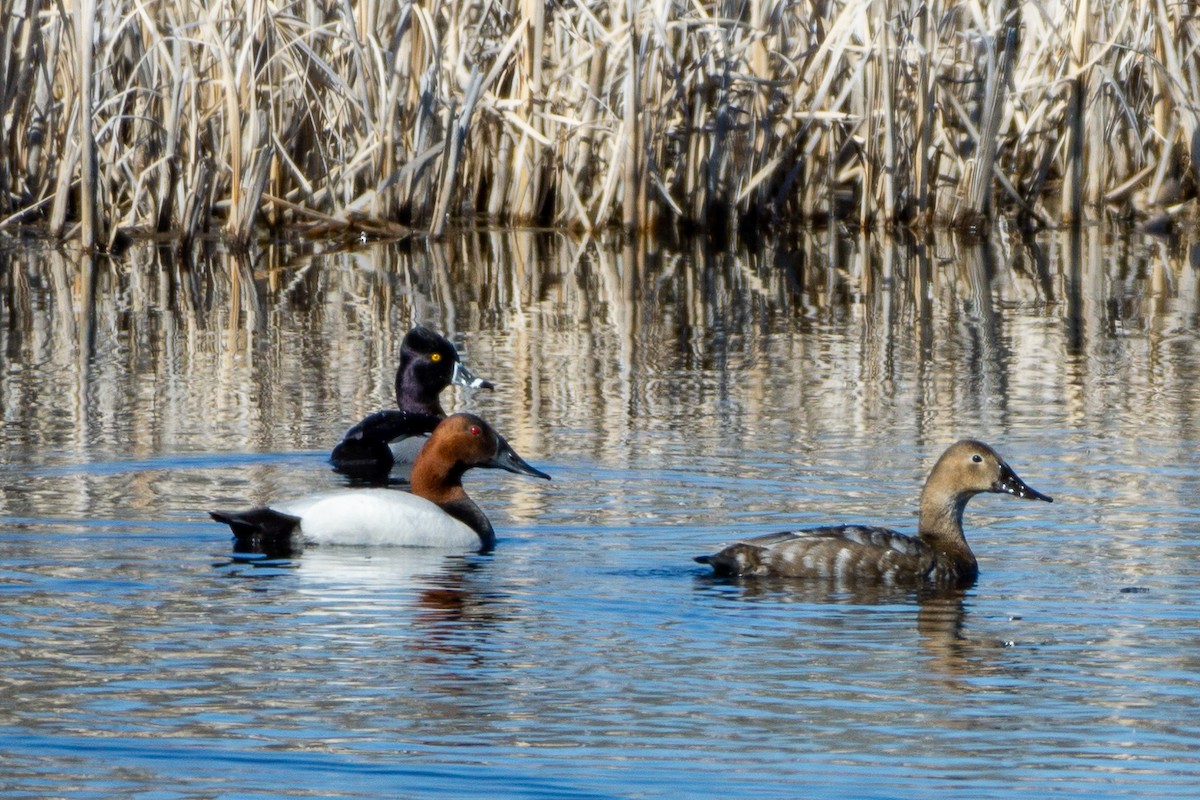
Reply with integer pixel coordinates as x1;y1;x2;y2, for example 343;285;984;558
331;326;494;481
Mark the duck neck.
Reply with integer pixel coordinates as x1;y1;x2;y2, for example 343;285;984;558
396;363;447;417
917;488;978;576
411;460;494;551
440;496;496;552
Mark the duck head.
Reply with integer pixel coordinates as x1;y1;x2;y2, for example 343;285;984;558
415;413;550;492
927;439;1053;507
397;327;495;415
905;439;1052;582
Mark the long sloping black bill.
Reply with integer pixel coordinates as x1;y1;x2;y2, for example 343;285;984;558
995;463;1052;502
490;435;551;480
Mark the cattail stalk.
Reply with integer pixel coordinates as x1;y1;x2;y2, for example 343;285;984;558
1;0;1198;242
76;0;97;250
1061;0;1089;226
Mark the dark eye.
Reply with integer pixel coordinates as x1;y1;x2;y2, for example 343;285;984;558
971;454;983;463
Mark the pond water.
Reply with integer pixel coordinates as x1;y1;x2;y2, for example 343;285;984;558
1;227;1199;798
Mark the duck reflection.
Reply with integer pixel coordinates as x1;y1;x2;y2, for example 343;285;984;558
306;550;512;680
217;547;508;675
696;574;1015;680
695;572;943;606
913;588;976;678
219;546;486;606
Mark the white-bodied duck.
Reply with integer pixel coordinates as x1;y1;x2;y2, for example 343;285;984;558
216;413;548;555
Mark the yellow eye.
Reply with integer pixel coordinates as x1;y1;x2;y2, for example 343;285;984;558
430;353;442;362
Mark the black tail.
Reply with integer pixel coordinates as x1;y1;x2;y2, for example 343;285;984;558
210;507;301;556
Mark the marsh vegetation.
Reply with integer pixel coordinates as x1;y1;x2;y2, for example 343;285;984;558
0;0;1196;249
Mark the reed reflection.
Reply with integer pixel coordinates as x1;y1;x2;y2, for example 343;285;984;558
2;228;1200;521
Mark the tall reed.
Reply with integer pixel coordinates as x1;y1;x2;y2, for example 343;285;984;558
0;0;1195;244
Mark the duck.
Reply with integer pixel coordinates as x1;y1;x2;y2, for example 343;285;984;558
695;440;1052;587
331;326;494;482
214;413;549;555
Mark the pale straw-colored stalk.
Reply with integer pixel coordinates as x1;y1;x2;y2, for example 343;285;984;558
0;0;1195;244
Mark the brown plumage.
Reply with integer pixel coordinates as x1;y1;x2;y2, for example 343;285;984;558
695;440;1052;588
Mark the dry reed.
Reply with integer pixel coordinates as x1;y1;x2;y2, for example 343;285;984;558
0;0;1196;245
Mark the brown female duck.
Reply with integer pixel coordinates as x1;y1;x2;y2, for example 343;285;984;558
695;440;1052;588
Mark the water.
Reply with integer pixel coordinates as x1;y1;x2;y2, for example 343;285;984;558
1;228;1199;797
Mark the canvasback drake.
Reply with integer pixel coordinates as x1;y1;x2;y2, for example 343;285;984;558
695;440;1052;587
214;413;549;554
331;326;494;482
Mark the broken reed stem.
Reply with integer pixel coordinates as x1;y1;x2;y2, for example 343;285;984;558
1;0;1197;245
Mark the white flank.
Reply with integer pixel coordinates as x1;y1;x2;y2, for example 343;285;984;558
273;488;480;549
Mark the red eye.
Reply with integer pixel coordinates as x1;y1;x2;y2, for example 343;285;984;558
470;425;482;436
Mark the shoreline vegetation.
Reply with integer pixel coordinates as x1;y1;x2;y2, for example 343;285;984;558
0;0;1197;251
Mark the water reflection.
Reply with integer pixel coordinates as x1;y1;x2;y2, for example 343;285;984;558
2;228;1199;517
699;574;1006;681
3;227;1200;796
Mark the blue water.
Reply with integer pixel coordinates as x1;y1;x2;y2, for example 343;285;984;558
1;230;1199;797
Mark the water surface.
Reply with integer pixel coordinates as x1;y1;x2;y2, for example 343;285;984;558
1;229;1199;797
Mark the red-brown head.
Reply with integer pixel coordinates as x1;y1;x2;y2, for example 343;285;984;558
410;413;549;503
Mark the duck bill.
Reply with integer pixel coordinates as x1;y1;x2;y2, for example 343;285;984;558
489;435;551;481
452;361;494;391
994;463;1053;503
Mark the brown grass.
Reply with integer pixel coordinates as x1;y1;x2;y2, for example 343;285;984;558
0;0;1196;247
